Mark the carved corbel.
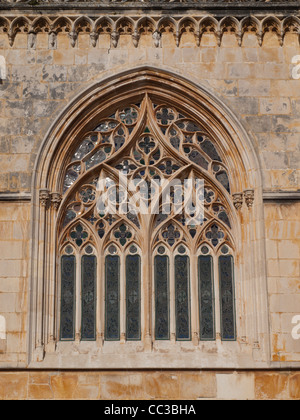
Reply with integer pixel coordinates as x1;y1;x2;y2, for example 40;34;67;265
244;189;255;209
51;192;62;211
69;31;78;48
174;30;181;47
39;189;50;208
132;29;140;48
153;30;161;48
49;30;57;49
111;30;119;48
28;30;36;49
194;30;201;47
233;193;244;211
90;31;99;48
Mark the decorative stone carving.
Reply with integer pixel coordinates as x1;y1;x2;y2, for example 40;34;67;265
51;192;62;211
233;193;244;211
0;14;299;49
244;189;255;209
39;189;50;208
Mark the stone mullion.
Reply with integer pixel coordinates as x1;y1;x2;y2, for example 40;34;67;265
214;253;221;341
120;252;126;343
144;216;152;351
169;250;176;343
191;252;199;345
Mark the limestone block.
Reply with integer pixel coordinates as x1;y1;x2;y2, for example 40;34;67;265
42;65;67;82
255;373;289;400
260;98;291;115
289;374;300;399
239;80;270;97
216;373;255;400
0;373;28;400
179;372;217;399
100;373;144;400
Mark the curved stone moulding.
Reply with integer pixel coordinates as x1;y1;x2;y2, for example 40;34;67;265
0;14;299;48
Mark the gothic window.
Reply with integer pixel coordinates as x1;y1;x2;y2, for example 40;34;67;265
57;94;236;346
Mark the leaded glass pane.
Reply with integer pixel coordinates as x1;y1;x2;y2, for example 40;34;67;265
175;255;191;341
126;255;141;341
81;255;96;341
199;256;215;341
60;255;76;341
105;255;120;341
219;255;236;341
154;255;169;340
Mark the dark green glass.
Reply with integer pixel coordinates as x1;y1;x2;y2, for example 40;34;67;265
126;255;141;341
60;255;76;341
219;255;236;341
81;255;96;341
105;255;120;341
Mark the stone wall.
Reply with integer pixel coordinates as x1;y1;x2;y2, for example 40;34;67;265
0;10;299;399
0;370;299;400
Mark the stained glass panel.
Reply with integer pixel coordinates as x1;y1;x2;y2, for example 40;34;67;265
105;255;120;341
154;255;169;340
175;255;191;341
81;255;96;341
126;255;141;341
219;255;236;341
199;256;215;340
60;255;76;341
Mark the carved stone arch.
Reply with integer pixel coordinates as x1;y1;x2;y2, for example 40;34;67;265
261;15;282;45
31;16;51;33
240;15;261;46
177;17;198;46
73;16;93;34
0;16;9;34
157;16;177;33
199;16;220;46
282;15;300;44
136;16;156;35
52;16;72;34
219;16;241;46
8;16;30;46
94;16;114;34
30;67;268;368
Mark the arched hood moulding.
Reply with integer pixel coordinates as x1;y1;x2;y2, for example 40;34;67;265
28;67;269;369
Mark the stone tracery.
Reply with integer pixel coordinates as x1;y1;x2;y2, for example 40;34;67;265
0;13;299;48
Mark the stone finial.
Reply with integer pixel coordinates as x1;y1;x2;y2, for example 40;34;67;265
39;189;50;207
51;192;62;211
233;193;244;211
244;189;255;209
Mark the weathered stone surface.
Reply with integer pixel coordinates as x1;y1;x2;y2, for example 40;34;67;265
0;3;299;400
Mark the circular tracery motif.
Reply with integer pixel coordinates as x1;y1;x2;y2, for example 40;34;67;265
59;95;233;255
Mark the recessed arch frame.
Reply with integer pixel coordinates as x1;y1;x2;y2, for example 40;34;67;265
29;66;269;369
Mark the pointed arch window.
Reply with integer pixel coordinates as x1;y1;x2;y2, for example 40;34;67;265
57;95;236;346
